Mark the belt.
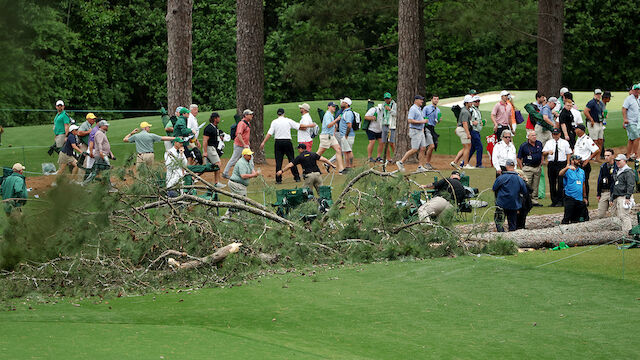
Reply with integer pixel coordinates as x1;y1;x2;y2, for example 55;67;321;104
138;152;154;154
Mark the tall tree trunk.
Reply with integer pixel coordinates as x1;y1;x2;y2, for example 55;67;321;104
417;0;426;96
537;0;564;97
236;0;265;163
166;0;193;114
395;0;421;160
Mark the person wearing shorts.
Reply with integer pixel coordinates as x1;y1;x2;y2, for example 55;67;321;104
452;95;474;169
297;103;316;152
318;102;345;173
53;100;71;148
58;125;81;176
622;84;640;158
202;112;226;187
396;95;429;172
277;144;336;196
364;105;383;162
380;92;397;159
584;89;605;155
336;98;356;169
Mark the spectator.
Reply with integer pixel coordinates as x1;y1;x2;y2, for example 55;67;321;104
53;100;71;149
493;159;528;232
600;91;612;160
517;131;544;206
537;96;557;145
93;120;114;166
123;121;174;169
278;144;336;195
187;104;202;158
259;108;313;184
491;130;517;177
574;124;600;203
396;95;429;172
542;128;572;207
584;89;605;155
86;118;103;171
337;98;356;169
164;137;188;196
226;148;260;215
451;95;474;169
57;124;82;176
422;95;441;166
1;163;28;216
418;170;467;220
364;104;384;163
558;93;576;148
560;155;588;224
596;149;617;218
202;112;226;188
223;109;253;179
491;90;513;139
297;103;317;152
162;107;179;151
554;87;569;112
173;107;196;139
610;154;636;232
77;113;97;177
506;95;517;135
380;92;397;159
468;95;484;168
515;169;533;230
317;102;345;173
622;84;640;159
526;92;545;131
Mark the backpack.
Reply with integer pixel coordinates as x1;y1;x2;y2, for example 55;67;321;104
230;119;248;140
451;105;461;120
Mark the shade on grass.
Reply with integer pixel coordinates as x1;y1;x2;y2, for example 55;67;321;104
1;248;638;359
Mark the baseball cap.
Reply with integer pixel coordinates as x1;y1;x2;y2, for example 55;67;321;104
140;121;152;128
298;103;310;112
451;170;461;176
505;159;515;166
463;95;474;103
179;107;190;115
12;163;25;171
172;137;186;144
297;143;307;150
340;97;352;106
469;89;477;95
242;148;254;156
242;109;254;116
548;96;558;103
500;90;510;96
86;113;97;120
615;154;628;162
603;91;612;98
551;128;561;134
559;87;569;94
98;120;110;127
472;95;480;102
594;89;603;94
56;100;64;106
570;154;582;160
383;92;392;99
327;101;338;107
276;108;285;115
633;84;640;90
414;95;425;100
175;106;182;114
69;124;79;132
575;124;586;131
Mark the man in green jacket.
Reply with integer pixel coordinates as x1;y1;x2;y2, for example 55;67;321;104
2;163;28;215
173;107;195;138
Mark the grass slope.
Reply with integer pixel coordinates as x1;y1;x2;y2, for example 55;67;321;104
1;247;639;359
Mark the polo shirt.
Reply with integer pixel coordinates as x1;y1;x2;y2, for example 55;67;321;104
622;94;640;125
457;107;471;127
203;123;220;147
268;116;300;140
339;108;355;137
586;98;603;123
558;108;574;132
292;151;321;174
88;126;100;144
230;157;254;186
574;134;599;161
563;167;585;201
570;107;583;125
381;100;397;129
542;138;572;162
78;120;94;145
234;120;251;146
61;134;78;156
298;113;314;143
540;105;554;126
491;101;512;126
408;104;424;130
53;111;71;135
128;130;163;153
517;140;543;167
321;111;335;135
93;130;111;155
422;104;440;126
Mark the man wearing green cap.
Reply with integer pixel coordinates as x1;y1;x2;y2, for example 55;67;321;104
381;92;397;159
173;107;196;139
164;137;188;195
124;122;176;169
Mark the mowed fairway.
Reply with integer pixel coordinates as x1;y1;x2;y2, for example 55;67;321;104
1;247;639;359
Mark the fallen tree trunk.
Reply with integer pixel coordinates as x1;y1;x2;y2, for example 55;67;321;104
465;217;628;248
168;242;242;270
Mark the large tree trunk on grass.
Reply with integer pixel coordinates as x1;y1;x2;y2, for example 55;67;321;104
166;0;193;113
168;243;242;270
536;0;564;97
236;0;265;163
395;0;421;161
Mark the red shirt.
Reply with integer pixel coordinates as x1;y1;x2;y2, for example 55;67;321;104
234;120;251;147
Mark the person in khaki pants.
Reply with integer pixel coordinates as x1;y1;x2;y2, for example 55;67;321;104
517;131;543;206
277;144;336;196
596;149;617;217
124;121;175;170
609;154;636;232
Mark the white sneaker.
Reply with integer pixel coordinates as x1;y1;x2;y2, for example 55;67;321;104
463;164;476;169
450;161;458;169
215;182;226;188
416;166;427;173
396;161;405;172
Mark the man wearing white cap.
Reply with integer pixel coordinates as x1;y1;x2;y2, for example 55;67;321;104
124;121;176;169
53;100;71;148
94;120;114;166
297;103;317;151
554;87;569;112
336;98;356;169
610;154;636;232
1;163;28;215
451;95;474;169
397;95;429;172
584;89;605;154
58;124;82;176
622;84;640;159
491;91;513;139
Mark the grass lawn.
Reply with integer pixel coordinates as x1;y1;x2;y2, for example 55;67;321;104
1;247;638;359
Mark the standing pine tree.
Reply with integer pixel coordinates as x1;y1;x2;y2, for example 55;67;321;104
537;0;564;96
166;0;193;113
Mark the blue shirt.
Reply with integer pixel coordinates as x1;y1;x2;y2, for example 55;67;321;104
422;104;440;126
586;99;603;123
492;172;528;210
541;105;554;125
339;108;355;137
322;111;335;135
408;104;424;130
517;140;543;167
564;167;585;201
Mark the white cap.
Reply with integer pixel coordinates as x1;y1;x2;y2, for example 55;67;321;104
12;163;25;171
242;109;254;115
69;124;79;131
560;87;569;94
98;120;110;127
615;154;628;161
500;90;510;96
56;100;64;106
548;96;558;103
463;95;474;103
298;103;310;112
594;89;603;94
340;97;352;106
472;95;480;102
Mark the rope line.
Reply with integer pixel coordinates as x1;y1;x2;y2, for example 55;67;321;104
534;239;622;268
0;108;160;113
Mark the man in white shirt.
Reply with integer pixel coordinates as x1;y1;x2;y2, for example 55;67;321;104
297;103;316;151
542;129;573;207
165;137;188;197
187;104;201;149
622;84;640;159
574;124;600;202
364;104;384;162
260;108;314;184
491;130;517;177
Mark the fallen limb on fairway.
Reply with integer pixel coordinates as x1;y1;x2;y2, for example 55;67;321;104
465;217;626;248
167;242;242;270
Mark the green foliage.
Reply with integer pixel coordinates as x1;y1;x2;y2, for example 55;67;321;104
468;238;518;256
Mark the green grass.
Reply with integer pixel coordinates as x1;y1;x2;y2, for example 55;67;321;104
0;91;632;176
1;248;639;359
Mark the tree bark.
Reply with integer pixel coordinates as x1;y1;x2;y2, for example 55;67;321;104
236;0;265;163
395;0;421;160
167;243;242;270
417;0;426;96
166;0;193;113
536;0;564;97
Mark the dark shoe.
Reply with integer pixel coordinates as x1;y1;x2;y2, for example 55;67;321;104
48;144;56;156
532;203;543;207
294;178;301;182
476;165;485;168
368;157;375;163
323;163;330;172
375;157;383;163
276;181;282;185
